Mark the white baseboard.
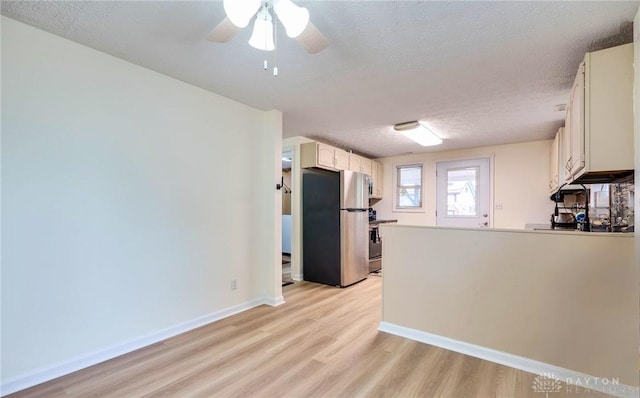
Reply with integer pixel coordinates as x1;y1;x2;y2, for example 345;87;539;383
378;322;639;398
292;273;303;281
264;295;285;307
1;298;270;396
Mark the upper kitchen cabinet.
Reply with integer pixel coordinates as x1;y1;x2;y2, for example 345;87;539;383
566;65;585;180
348;154;372;176
549;128;561;193
301;142;349;171
564;43;634;184
300;140;384;199
370;161;383;198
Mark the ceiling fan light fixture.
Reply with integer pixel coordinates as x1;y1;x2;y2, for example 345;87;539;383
273;0;309;38
248;7;275;51
394;121;443;146
223;0;262;28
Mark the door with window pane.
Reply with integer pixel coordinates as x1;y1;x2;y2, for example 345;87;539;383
396;164;422;209
436;158;490;227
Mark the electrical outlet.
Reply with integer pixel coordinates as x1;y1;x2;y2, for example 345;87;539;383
230;279;237;290
495;202;504;210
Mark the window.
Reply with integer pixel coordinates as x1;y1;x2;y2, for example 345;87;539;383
395;164;423;211
446;167;479;217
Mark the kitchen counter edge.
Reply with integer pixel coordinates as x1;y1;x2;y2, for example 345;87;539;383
378;223;634;237
369;219;398;225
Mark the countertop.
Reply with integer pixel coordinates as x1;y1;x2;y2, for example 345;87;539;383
379;223;634;237
525;223;635;234
369;219;398;225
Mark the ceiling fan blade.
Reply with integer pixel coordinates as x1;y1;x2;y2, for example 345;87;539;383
207;17;241;43
296;21;328;54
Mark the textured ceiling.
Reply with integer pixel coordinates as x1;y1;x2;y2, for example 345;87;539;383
2;1;638;158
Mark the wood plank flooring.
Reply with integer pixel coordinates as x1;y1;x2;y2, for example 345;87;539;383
282;254;293;286
7;275;611;398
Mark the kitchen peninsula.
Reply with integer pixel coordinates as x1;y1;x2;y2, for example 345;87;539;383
378;224;637;394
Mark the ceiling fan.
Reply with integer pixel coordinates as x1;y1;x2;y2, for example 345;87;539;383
207;0;329;54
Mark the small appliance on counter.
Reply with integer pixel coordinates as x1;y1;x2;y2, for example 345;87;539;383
368;207;377;222
609;183;635;232
368;218;398;273
550;212;577;230
590;182;635;232
550;187;585;230
549;181;635;232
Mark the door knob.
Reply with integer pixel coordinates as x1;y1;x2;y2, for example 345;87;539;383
483;213;488;218
479;221;488;227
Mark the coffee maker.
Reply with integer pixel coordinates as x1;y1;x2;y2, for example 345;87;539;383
368;207;376;222
550;186;589;230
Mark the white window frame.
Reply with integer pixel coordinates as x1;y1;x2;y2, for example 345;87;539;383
392;163;425;213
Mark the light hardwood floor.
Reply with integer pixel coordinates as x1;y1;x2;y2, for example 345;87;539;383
282;254;293;285
8;276;610;398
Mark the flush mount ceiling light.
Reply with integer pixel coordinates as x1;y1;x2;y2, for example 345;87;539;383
393;121;443;146
208;0;328;55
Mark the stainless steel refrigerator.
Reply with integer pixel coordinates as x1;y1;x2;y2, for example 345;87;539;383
302;169;370;287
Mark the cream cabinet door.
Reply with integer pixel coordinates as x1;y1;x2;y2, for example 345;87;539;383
549;129;560;193
348;154;362;173
360;158;372;176
563;107;572;183
376;162;383;197
317;143;336;168
584;44;634;174
568;63;585;179
334;148;349;170
349;154;373;176
370;161;383;198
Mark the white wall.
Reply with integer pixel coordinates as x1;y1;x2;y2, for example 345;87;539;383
374;140;552;229
634;6;640;320
1;17;281;388
251;110;283;305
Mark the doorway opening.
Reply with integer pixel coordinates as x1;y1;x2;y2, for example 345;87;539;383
281;149;294;286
